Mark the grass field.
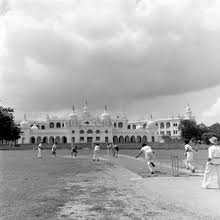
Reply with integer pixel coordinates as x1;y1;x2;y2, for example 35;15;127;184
0;148;210;219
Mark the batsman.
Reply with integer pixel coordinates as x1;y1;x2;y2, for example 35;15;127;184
136;143;156;174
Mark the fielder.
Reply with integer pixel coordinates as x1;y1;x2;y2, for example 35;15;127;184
136;144;155;174
93;143;100;161
201;137;220;189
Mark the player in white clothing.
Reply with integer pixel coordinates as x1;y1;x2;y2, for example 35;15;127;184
184;140;195;173
93;143;100;161
201;137;220;189
136;144;155;174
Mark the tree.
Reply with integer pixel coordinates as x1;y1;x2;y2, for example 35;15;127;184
201;132;217;145
179;120;198;140
0;106;21;144
197;123;209;140
209;123;220;139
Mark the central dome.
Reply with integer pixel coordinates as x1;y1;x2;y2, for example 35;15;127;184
101;111;111;120
69;111;78;119
31;123;38;131
69;104;78;120
147;120;156;129
101;105;111;120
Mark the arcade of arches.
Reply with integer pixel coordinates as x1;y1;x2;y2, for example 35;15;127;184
30;136;67;144
113;135;155;144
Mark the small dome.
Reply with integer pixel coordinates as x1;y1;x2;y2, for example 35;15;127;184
31;124;38;131
20;120;29;129
20;114;29;129
69;111;78;120
101;111;111;120
136;123;143;130
147;120;156;129
101;105;111;120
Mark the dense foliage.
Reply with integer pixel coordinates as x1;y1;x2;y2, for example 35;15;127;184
179;120;220;144
179;120;198;140
0;106;21;143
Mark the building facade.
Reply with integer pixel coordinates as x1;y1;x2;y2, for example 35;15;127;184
18;104;159;145
17;104;195;145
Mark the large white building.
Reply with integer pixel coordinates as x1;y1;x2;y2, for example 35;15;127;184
17;104;195;145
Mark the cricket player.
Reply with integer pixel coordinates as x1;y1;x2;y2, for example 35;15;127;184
184;139;195;173
136;144;155;174
93;143;100;161
201;137;220;189
51;142;57;157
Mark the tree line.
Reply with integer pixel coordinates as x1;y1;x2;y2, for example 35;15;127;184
179;120;220;144
0;106;21;144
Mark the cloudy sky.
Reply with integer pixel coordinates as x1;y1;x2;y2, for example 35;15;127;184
1;0;220;125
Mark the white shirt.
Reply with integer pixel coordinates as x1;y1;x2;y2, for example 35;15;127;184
184;144;193;152
208;145;220;164
52;144;56;151
141;146;154;161
94;145;100;151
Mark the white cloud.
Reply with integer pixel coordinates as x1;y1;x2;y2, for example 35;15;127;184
1;0;220;116
202;98;220;118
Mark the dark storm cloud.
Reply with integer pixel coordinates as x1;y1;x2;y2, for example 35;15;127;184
1;0;220;113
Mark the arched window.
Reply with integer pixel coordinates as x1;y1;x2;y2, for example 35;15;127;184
105;137;109;143
125;136;130;143
160;123;164;129
114;122;117;128
151;136;155;142
143;124;147;129
30;136;35;144
118;122;123;128
80;130;84;134
119;136;124;143
127;125;131;129
131;136;136;143
72;137;75;143
49;136;54;144
36;136;41;144
113;136;118;144
43;137;48;143
55;136;60;144
62;136;67;144
72;130;75;134
142;136;147;143
96;130;100;134
105;130;108;133
166;122;170;128
137;136;141;143
132;125;136;129
87;129;93;134
41;125;45;130
56;122;61;128
49;122;54;128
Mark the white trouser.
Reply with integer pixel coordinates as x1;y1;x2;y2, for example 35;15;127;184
93;149;99;160
186;152;194;170
185;160;195;170
202;162;220;188
37;148;42;158
145;160;154;172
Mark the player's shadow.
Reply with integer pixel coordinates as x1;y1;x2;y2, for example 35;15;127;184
139;170;168;178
